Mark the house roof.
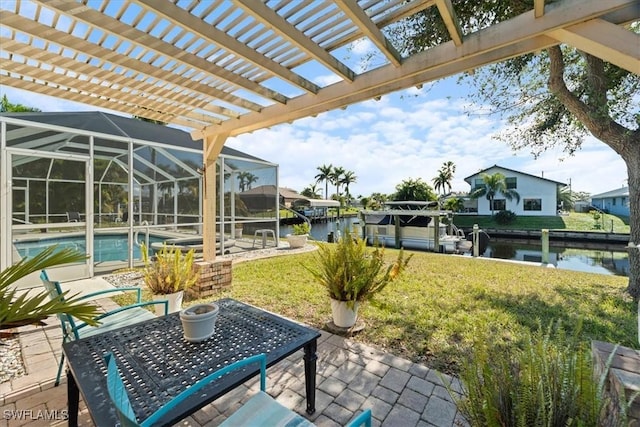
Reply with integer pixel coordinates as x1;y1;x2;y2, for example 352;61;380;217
591;186;629;199
463;164;567;186
0;111;267;163
279;187;304;200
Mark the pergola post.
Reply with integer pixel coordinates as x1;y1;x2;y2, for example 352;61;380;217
202;133;229;261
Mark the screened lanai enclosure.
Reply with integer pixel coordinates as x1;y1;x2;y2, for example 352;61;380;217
0;112;278;281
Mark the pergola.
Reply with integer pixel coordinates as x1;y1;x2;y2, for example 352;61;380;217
1;0;638;261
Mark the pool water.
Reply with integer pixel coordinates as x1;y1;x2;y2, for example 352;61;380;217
15;234;165;262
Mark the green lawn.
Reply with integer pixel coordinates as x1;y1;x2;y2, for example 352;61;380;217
205;249;636;374
453;211;630;233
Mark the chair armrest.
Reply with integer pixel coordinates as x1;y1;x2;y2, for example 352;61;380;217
142;354;267;426
93;300;168;321
77;287;143;303
74;300;168;331
346;409;372;427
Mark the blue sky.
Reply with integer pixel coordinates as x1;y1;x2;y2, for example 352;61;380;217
1;76;628;198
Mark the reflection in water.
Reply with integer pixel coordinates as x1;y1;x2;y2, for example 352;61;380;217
282;222;630;277
482;240;629;276
281;217;360;241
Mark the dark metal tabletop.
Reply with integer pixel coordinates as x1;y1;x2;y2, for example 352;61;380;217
62;298;321;427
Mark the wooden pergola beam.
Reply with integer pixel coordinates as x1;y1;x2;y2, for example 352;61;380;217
199;0;635;138
235;0;356;82
549;19;640;73
435;0;463;46
0;11;265;114
202;133;229;262
37;0;288;105
133;0;320;95
336;0;403;66
534;0;546;18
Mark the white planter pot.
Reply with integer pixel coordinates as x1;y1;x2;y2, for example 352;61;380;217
153;290;183;316
180;303;220;343
287;234;308;249
330;299;359;328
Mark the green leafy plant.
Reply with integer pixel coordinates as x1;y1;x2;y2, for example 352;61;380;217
306;230;412;308
454;321;606;427
0;246;100;330
140;244;199;295
292;222;310;235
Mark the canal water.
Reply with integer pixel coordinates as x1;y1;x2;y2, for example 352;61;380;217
281;219;630;277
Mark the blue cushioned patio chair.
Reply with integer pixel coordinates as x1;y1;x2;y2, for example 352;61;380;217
40;270;168;386
105;352;372;427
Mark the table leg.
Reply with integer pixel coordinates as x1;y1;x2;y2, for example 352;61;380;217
303;339;318;414
67;368;79;427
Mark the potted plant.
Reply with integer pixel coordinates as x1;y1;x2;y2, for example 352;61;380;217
307;230;412;328
140;243;199;315
179;303;219;342
287;222;310;249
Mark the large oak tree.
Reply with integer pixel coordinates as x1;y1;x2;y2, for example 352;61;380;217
396;1;640;300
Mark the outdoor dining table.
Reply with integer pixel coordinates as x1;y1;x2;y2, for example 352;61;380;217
62;297;321;427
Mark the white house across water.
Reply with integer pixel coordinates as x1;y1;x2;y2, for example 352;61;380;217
464;165;567;216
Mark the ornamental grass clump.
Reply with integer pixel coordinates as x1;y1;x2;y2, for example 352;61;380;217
140;244;198;295
292;222;311;235
454;321;607;427
307;230;412;308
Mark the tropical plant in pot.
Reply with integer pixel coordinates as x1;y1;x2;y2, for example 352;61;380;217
140;244;199;315
307;230;412;328
288;221;310;249
1;246;100;331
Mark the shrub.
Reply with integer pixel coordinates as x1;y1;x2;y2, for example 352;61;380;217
292;222;311;235
453;322;605;427
306;230;412;308
494;209;516;225
140;244;198;295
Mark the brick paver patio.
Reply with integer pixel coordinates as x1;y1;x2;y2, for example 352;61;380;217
1;298;467;427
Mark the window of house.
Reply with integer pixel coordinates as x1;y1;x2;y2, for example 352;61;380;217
505;177;517;189
524;198;542;211
612;198;616;206
492;199;506;211
473;178;483;190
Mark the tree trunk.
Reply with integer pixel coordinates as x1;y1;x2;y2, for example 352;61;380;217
625;148;640;300
547;46;640;301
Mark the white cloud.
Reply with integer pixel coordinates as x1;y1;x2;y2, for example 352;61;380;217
2;80;628;199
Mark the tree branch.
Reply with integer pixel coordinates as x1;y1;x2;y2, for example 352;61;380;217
546;46;632;155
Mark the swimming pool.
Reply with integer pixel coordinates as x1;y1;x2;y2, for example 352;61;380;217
15;234;165;262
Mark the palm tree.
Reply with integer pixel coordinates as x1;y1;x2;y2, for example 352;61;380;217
370;192;389;210
557;185;574;212
432;161;456;197
432;170;450;197
301;183;321;198
237;172;258;191
441;161;456;178
340;171;357;204
444;197;465;213
315;164;333;199
330;166;346;198
469;172;520;215
1;246;100;330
